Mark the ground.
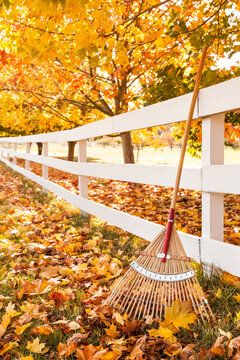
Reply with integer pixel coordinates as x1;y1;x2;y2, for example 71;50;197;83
0;162;240;359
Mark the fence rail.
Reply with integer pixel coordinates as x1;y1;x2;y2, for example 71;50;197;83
1;76;240;277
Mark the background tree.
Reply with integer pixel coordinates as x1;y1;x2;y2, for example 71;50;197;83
142;63;240;156
1;0;240;162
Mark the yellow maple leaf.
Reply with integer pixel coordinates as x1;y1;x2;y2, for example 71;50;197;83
14;322;32;335
162;300;197;332
147;326;176;342
233;293;240;302
105;324;120;338
21;356;34;360
0;342;18;356
26;337;46;353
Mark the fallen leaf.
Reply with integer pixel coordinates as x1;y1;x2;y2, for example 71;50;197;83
233;293;240;302
0;342;18;356
75;344;97;360
105;324;120;338
49;291;71;308
215;288;222;298
31;324;54;335
210;336;226;356
148;326;176;342
14;322;32;335
58;342;78;358
228;336;240;357
180;344;196;360
164;342;182;357
26;337;46;353
113;312;125;326
40;265;60;279
162;300;197;331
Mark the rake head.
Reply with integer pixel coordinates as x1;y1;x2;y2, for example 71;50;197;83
108;226;213;321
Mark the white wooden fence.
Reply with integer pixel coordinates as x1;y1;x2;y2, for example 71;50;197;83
1;77;240;277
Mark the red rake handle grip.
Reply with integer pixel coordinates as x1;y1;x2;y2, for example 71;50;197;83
161;208;175;262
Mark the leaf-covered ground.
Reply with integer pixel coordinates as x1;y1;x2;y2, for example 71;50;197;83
1;162;240;359
18;160;240;245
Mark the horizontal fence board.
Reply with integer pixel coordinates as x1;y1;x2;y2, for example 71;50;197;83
0;156;200;261
3;149;240;195
201;237;240;277
199;77;240;117
1;156;240;276
202;165;240;194
1;77;240;144
0;148;201;190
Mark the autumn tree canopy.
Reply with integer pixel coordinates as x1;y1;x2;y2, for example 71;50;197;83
1;0;240;161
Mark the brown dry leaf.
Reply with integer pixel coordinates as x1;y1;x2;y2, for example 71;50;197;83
40;265;60;279
228;336;240;357
22;279;52;295
180;344;196;359
49;291;71;308
232;350;240;360
210;336;226;356
75;344;98;360
122;320;142;335
219;328;232;340
128;335;147;360
164;342;182;357
58;342;78;358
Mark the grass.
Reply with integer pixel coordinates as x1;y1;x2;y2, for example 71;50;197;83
14;143;240;165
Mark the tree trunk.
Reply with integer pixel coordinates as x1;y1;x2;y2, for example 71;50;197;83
37;142;42;155
121;132;134;163
68;141;76;161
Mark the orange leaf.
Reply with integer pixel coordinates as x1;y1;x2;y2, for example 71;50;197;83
105;324;120;338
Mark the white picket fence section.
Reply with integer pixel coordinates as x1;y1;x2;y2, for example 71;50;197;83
1;77;240;277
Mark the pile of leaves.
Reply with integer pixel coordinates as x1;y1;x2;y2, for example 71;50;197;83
1;162;240;359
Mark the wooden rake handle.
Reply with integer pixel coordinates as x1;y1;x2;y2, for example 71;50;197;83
161;45;208;263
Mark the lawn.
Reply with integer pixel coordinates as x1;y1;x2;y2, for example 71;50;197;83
16;143;240;165
0;162;240;359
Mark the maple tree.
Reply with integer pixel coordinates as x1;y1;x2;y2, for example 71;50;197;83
1;0;240;162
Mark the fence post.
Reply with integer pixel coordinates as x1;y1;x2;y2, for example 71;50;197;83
202;113;225;242
13;143;17;165
42;142;48;194
25;143;31;170
78;140;88;216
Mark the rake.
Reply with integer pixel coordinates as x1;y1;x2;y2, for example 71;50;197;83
108;46;214;321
